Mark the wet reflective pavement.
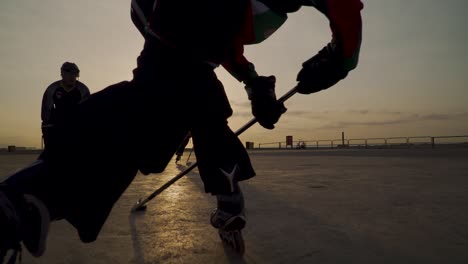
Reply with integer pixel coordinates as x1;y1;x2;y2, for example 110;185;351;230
1;148;468;263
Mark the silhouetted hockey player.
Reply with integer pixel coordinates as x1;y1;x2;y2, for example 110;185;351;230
1;0;362;261
41;62;90;150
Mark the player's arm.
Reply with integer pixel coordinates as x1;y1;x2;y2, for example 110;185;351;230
222;47;286;130
222;45;258;84
297;0;363;94
77;82;91;102
41;84;56;126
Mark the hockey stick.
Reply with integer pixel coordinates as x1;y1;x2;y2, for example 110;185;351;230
132;86;298;212
185;147;194;166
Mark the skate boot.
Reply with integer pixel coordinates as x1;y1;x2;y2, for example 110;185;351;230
0;185;50;263
211;191;246;255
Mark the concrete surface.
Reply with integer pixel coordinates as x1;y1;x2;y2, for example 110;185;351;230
1;148;468;263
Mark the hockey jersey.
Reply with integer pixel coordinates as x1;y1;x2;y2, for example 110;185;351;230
130;0;362;81
41;81;90;125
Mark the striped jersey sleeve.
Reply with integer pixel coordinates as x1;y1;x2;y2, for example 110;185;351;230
41;81;60;125
303;0;363;71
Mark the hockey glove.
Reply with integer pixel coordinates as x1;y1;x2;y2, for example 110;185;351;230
296;43;349;94
245;76;286;129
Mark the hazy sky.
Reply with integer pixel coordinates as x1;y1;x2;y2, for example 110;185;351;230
0;0;467;148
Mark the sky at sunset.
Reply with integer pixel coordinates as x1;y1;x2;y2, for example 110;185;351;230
0;0;467;148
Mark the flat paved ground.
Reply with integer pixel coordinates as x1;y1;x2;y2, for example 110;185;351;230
1;148;468;264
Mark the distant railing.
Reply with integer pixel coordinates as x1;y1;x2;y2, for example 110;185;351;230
257;135;468;149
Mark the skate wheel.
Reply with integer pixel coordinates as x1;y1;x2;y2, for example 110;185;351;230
232;231;245;255
218;230;245;255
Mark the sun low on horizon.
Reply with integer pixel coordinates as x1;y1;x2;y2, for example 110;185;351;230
0;0;467;149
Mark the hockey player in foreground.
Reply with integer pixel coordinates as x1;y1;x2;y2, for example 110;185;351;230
0;0;363;261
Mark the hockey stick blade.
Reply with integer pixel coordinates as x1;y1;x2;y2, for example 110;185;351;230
131;198;147;212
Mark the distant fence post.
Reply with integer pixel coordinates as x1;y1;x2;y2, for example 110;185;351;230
316;141;319;149
431;137;435;149
286;136;293;149
245;142;252;150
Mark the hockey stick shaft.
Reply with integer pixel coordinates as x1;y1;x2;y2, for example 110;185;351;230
186;148;193;164
132;86;298;211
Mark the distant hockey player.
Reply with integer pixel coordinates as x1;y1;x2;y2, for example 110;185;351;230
1;0;363;261
41;62;90;149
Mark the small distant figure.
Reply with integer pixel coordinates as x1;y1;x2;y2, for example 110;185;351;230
296;141;306;149
41;62;90;148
